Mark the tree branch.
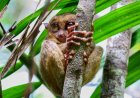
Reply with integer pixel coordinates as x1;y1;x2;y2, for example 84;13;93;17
101;1;132;98
62;0;96;97
102;31;132;98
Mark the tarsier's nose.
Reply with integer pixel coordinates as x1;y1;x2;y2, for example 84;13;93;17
58;30;67;42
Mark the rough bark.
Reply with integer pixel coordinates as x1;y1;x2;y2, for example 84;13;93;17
62;0;96;98
101;1;132;98
101;31;132;98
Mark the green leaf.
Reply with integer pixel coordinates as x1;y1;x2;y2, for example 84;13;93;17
128;51;140;72
33;29;48;55
51;0;121;13
94;1;140;43
49;0;78;10
131;28;140;47
3;82;41;98
91;51;140;98
126;51;140;86
90;85;101;98
57;6;77;15
11;8;43;36
96;0;120;13
126;68;140;87
0;62;23;79
0;0;10;11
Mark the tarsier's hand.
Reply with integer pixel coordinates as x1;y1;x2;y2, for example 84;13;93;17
65;23;93;65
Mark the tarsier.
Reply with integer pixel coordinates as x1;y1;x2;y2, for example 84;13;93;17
40;13;103;97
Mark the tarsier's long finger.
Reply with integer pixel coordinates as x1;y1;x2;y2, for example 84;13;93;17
68;31;93;38
67;36;93;43
67;40;80;48
67;23;78;34
86;32;93;37
68;31;86;38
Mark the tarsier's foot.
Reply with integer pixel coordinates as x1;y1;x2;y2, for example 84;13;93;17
65;23;93;65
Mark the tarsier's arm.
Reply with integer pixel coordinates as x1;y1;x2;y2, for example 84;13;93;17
40;14;103;97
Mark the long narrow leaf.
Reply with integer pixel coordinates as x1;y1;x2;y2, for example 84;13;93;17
94;1;140;43
49;0;78;10
0;0;10;11
32;29;48;55
0;62;23;78
128;51;140;72
131;28;140;47
11;8;43;36
96;0;120;13
57;6;76;15
126;51;140;86
3;82;41;98
126;68;140;87
50;0;121;13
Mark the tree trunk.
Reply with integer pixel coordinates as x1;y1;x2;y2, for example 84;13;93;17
62;0;96;98
102;31;132;98
101;1;132;98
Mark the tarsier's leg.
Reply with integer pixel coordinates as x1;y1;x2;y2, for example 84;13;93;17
40;40;65;96
83;46;103;85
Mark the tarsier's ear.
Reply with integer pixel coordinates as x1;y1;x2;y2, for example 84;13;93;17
44;23;49;29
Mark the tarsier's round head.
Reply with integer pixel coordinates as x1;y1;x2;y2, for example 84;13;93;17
46;14;76;43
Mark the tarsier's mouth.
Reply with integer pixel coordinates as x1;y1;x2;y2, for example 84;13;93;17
57;36;66;43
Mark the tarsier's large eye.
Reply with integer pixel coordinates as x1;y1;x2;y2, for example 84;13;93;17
51;22;59;32
66;21;75;27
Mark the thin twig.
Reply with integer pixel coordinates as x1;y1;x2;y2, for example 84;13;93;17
0;21;17;50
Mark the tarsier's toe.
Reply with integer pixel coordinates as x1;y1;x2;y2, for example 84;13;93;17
68;50;75;60
83;51;88;64
86;42;91;46
69;50;75;55
64;50;76;65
